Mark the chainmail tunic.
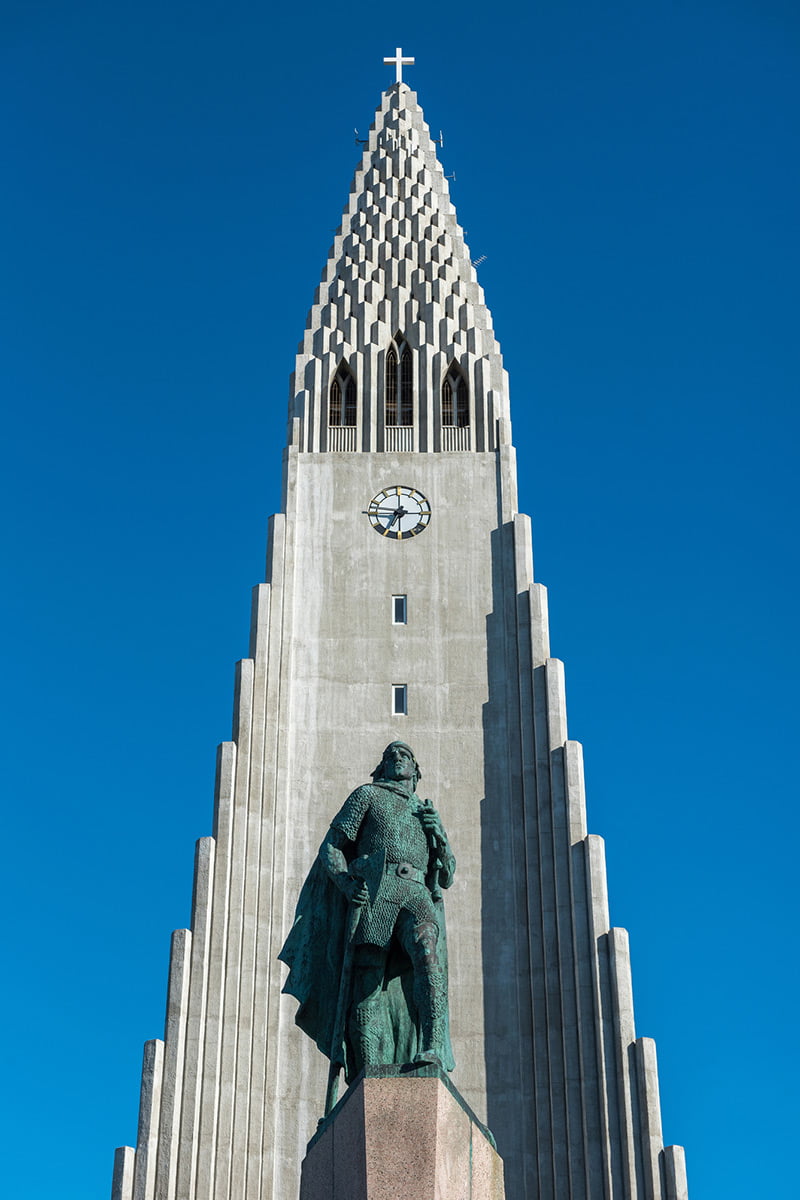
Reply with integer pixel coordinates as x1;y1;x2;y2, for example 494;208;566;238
332;782;440;948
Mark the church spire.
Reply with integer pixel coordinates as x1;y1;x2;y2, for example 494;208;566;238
290;81;510;454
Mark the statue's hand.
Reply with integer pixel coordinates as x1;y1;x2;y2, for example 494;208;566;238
419;802;447;848
345;878;369;908
330;868;369;907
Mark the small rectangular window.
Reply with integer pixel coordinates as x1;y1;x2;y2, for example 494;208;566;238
392;685;407;715
392;595;407;624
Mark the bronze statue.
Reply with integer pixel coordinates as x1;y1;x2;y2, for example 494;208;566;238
279;741;455;1111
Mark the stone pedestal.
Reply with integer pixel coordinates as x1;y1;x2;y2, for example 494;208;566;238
299;1065;505;1199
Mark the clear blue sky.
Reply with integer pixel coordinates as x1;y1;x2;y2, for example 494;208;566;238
2;2;798;1196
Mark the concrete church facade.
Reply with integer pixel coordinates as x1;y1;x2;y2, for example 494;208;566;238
113;67;688;1200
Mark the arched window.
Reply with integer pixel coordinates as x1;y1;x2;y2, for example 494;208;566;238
442;363;469;428
385;348;397;425
385;340;413;427
400;346;413;425
329;363;357;426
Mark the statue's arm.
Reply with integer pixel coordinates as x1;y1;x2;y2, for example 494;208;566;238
321;826;350;882
320;827;368;905
435;830;456;890
419;801;456;889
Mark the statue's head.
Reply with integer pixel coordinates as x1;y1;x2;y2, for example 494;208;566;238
372;740;421;787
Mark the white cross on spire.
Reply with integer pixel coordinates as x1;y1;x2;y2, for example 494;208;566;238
383;46;415;84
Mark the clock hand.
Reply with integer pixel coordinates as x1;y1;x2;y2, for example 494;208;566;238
365;488;430;538
361;504;410;526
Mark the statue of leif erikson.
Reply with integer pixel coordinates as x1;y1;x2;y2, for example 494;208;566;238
279;742;456;1111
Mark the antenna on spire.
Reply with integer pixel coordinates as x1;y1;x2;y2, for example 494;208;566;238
472;255;487;268
354;129;368;147
436;131;444;149
383;46;415;84
445;172;457;182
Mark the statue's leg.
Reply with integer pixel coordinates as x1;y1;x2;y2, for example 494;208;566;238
395;908;448;1068
348;945;390;1071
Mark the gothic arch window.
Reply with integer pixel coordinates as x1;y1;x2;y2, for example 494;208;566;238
442;363;469;427
386;340;413;427
329;362;357;426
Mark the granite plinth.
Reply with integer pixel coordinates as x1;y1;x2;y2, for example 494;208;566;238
299;1065;505;1200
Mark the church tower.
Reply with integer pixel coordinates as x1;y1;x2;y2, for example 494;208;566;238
113;62;689;1200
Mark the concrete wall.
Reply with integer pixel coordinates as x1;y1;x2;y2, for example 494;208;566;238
114;443;688;1200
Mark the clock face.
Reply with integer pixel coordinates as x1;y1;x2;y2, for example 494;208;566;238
366;486;431;539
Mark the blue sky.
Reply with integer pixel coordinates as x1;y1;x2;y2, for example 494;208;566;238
2;2;798;1196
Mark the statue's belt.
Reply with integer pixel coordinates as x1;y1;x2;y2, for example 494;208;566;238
351;857;427;887
386;861;427;884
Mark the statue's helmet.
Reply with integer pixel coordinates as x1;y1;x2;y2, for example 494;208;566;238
372;740;422;785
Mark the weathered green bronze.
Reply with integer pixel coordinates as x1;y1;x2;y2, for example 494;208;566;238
279;742;456;1113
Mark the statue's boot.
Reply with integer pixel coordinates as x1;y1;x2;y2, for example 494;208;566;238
352;996;384;1067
